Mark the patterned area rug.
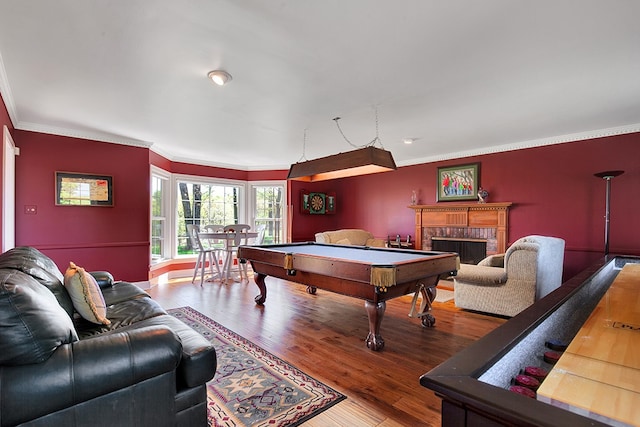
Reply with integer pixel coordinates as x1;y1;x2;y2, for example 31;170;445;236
168;307;346;427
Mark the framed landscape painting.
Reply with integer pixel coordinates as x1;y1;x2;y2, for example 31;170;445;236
437;163;479;202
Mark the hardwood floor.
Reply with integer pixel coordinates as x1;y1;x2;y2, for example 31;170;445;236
148;274;506;427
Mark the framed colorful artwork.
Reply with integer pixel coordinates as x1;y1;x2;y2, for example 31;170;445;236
437;163;479;202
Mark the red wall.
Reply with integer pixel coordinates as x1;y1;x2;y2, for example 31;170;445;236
4;91;638;283
291;133;640;280
6;137;286;282
14;130;151;281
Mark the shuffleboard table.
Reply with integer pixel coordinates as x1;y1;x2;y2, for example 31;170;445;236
237;242;458;351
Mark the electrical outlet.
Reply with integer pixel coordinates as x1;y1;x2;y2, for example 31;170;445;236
24;205;37;215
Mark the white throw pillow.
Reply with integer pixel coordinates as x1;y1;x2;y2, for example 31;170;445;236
64;262;110;325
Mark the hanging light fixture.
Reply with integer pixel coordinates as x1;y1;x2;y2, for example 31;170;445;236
287;145;397;181
287;111;397;182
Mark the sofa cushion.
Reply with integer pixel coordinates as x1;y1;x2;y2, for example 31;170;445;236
316;229;372;245
64;262;111;325
0;269;78;365
0;246;74;318
100;280;150;306
74;294;166;338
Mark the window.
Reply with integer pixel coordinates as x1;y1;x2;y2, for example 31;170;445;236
251;183;286;244
176;177;246;255
151;167;170;263
150;172;288;265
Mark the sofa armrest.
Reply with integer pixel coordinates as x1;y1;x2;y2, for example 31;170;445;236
131;315;217;388
365;238;387;248
0;325;182;426
455;264;508;285
90;270;115;289
314;232;330;243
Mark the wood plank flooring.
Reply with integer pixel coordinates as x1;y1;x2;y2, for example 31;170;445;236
147;275;506;427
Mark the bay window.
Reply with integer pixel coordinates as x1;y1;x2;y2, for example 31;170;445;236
150;169;287;264
176;177;246;256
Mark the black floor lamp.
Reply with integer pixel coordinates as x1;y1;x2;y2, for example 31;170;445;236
593;170;624;255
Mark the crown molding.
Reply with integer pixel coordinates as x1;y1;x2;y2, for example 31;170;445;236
0;51;19;127
165;151;289;172
397;123;640;167
14;121;153;149
3;51;637;171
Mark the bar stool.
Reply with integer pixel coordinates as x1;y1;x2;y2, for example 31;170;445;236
186;224;222;285
222;224;251;282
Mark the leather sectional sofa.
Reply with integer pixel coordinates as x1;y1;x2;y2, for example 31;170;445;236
0;247;216;427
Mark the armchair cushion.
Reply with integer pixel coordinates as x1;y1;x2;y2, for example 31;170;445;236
64;262;111;325
455;264;507;285
0;269;78;365
477;253;505;268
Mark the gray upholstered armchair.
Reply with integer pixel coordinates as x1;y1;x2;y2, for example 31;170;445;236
453;235;565;317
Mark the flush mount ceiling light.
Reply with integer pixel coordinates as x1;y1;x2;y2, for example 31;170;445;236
207;70;232;86
287;111;397;182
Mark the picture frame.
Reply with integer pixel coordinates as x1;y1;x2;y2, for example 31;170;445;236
437;163;479;202
55;172;113;206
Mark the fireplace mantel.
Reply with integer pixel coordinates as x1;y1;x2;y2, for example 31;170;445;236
409;202;512;255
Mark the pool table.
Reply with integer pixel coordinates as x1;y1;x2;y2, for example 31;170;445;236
237;242;458;351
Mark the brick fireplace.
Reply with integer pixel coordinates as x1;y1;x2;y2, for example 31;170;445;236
409;202;512;261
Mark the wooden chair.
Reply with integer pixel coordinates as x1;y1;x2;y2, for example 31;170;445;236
222;224;251;282
251;224;267;245
201;224;226;259
186;224;222;285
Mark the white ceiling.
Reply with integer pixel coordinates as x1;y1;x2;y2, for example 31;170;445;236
1;1;639;171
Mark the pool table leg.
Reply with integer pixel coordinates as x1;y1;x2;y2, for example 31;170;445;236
365;300;386;351
421;282;437;327
253;272;267;305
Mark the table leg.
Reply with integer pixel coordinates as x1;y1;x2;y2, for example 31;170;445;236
420;278;438;327
365;300;386;351
253;272;267;305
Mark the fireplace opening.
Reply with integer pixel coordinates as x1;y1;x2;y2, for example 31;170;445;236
432;238;487;265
